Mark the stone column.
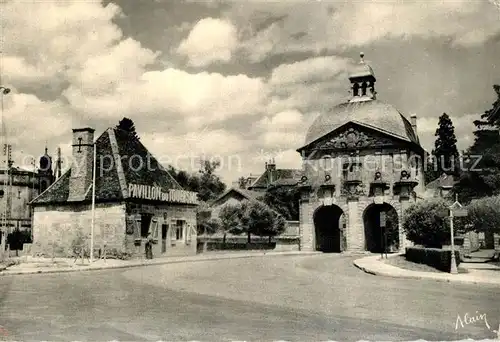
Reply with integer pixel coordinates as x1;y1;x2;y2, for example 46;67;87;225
398;199;412;252
299;200;314;251
346;198;364;252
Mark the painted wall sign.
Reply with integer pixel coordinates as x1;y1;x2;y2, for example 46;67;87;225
128;183;198;204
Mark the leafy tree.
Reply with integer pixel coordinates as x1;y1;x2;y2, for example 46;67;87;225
116;117;139;140
167;161;225;202
454;85;500;202
385;208;400;251
403;198;462;248
236;201;251;242
197;160;226;202
196;207;217;235
242;201;281;243
431;113;459;177
218;204;242;244
259;212;286;243
465;196;500;234
199;218;221;236
259;185;300;221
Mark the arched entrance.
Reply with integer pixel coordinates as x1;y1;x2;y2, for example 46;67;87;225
363;203;399;253
313;205;345;253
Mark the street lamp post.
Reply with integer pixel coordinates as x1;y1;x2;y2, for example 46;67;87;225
90;142;96;263
0;86;10;258
449;208;458;274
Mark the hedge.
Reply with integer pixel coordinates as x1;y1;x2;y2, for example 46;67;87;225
197;242;275;252
405;247;461;272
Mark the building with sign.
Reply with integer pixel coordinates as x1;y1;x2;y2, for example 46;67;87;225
30;127;198;258
295;53;425;253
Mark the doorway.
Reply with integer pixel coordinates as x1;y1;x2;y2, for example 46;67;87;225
313;205;345;253
363;203;399;253
161;224;168;253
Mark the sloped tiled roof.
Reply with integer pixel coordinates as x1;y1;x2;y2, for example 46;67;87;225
211;187;263;206
425;173;458;190
31;127;183;205
248;169;301;190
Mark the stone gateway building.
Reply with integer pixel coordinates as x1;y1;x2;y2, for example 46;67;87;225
296;54;425;253
30;127;198;258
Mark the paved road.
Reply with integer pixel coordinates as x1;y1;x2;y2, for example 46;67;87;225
0;254;499;341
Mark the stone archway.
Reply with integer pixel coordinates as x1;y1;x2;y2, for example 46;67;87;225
313;205;345;253
363;203;399;253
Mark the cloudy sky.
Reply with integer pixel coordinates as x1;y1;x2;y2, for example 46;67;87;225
1;0;499;184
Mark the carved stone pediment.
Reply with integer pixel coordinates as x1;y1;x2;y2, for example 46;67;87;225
312;125;397;151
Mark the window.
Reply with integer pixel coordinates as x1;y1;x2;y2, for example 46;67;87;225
18;190;21;199
0;189;4;198
151;219;159;239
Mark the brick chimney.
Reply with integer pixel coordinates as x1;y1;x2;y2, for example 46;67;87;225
68;128;95;202
410;114;418;137
266;158;277;186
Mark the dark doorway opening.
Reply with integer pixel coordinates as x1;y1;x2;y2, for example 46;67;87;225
363;203;399;253
313;205;345;253
141;214;153;238
161;224;168;253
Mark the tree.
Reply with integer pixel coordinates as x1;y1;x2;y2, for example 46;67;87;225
454;86;500;202
403;198;462;248
200;218;221;236
218;204;242;244
260;212;286;243
242;201;280;244
431;113;459;177
167;161;225;203
198;160;226;202
260;185;300;221
465;196;500;234
116;117;139;140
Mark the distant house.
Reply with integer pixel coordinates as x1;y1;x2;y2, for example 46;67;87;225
423;173;458;199
247;159;301;191
210;187;263;218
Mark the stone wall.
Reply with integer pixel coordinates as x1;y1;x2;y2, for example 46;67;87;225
32;202;126;257
284;221;299;236
125;202;197;258
299;192;412;253
303;148;425;198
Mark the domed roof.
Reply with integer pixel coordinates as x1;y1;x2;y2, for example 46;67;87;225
303;99;419;147
349;63;375;79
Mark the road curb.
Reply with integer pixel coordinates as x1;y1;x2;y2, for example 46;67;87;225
0;251;321;276
353;255;500;287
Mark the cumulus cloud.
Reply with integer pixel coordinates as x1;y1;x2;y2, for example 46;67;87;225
1;0;493;185
176;18;239;67
235;1;500;60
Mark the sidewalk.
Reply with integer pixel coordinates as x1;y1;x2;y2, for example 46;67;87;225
0;250;321;276
354;253;500;286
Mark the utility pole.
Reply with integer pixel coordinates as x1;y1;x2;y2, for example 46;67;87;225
0;86;10;257
90;142;96;263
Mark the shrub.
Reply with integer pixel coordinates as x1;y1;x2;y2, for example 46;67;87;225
403;198;463;248
465;195;500;234
406;247;461;272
